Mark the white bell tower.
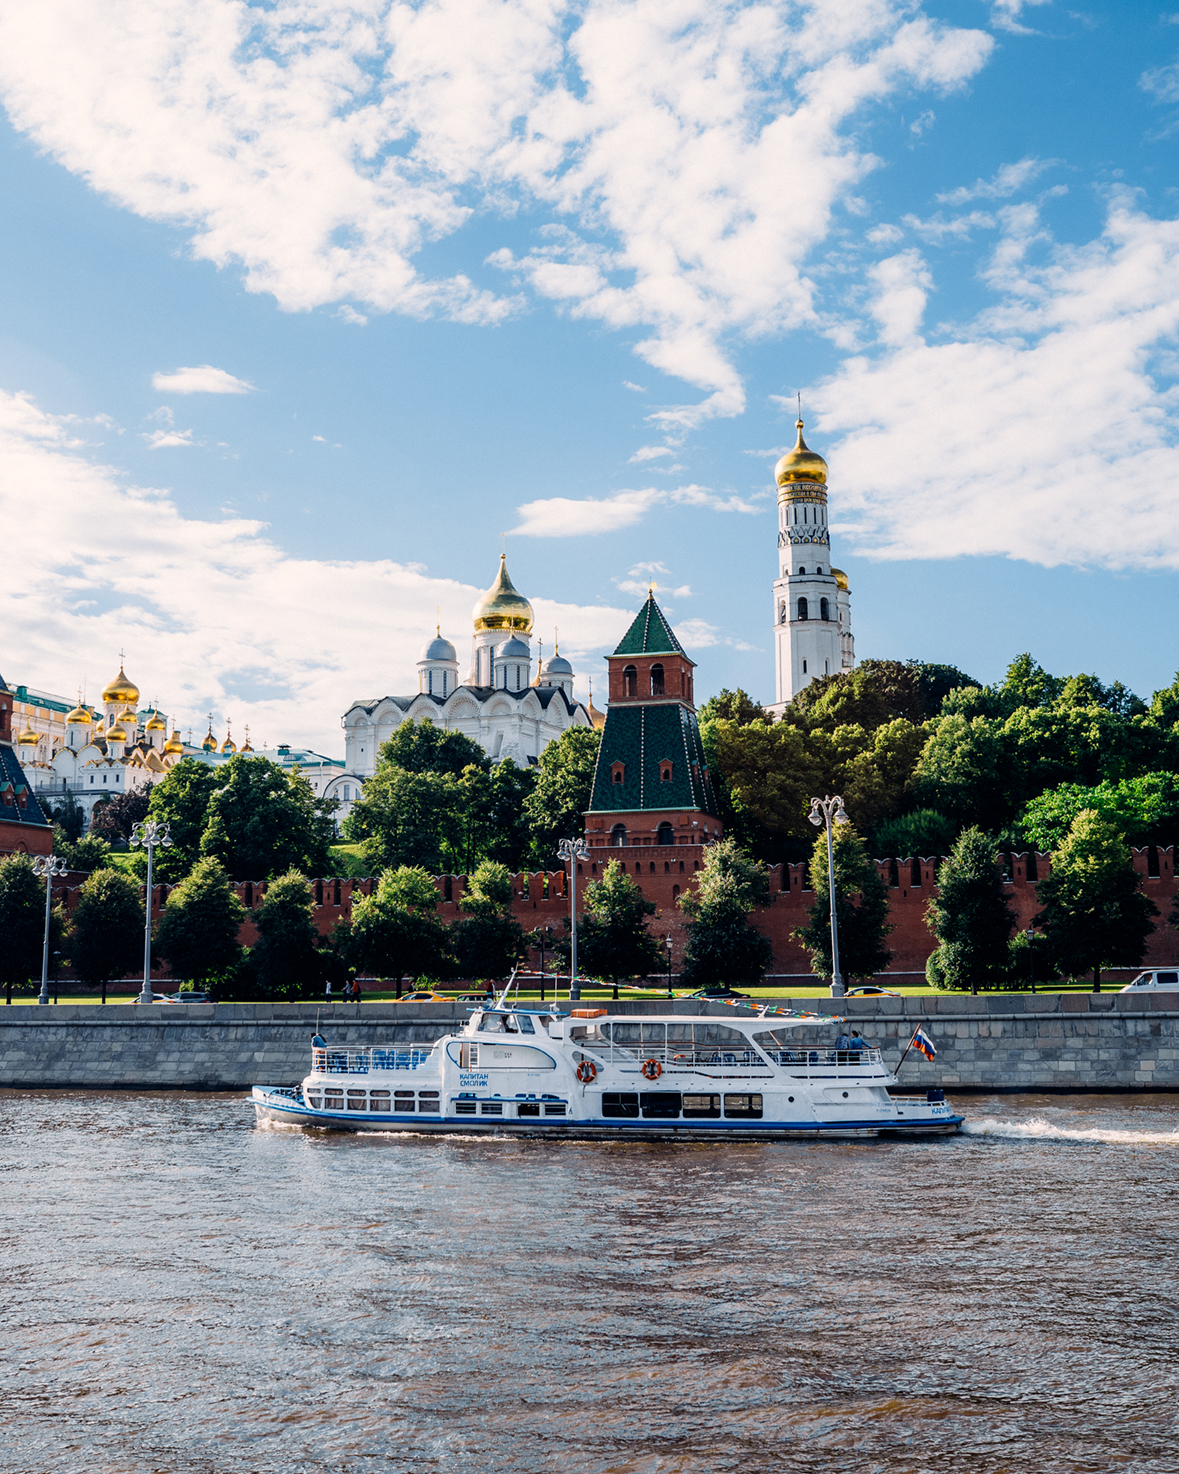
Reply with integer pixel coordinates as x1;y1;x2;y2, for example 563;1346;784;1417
767;418;854;717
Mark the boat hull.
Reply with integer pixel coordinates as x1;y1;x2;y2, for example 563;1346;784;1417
252;1087;964;1141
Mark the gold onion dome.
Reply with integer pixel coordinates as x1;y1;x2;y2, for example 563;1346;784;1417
201;726;217;752
66;701;92;725
101;665;140;706
240;728;254;753
164;729;184;755
106;719;129;742
146;709;167;732
220;730;237;754
17;718;38;746
472;555;534;635
775;419;828;492
832;567;849;591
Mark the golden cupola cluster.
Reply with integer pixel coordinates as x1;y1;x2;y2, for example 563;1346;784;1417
472;554;534;635
775;419;829;501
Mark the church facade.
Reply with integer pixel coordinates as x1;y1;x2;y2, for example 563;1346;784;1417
767;417;855;716
340;556;598;822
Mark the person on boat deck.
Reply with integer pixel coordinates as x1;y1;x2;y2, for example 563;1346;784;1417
834;1032;852;1051
848;1031;868;1053
311;1034;327;1049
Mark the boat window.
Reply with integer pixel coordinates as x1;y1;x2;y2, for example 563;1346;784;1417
394;1090;415;1111
543;1102;567;1116
681;1094;721;1119
454;1101;477;1115
641;1022;667;1048
480;1102;504;1115
693;1023;750;1047
418;1090;439;1099
513;1014;536;1034
307;1095;323;1108
369;1091;391;1109
723;1093;763;1120
610;1023;644;1049
347;1090;367;1111
323;1089;343;1101
641;1092;681;1119
601;1092;640;1118
481;1014;507;1033
518;1102;541;1117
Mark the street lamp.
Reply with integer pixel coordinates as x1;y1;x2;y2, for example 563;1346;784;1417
557;836;590;1002
808;794;850;998
33;854;69;1006
665;934;673;999
130;819;172;1005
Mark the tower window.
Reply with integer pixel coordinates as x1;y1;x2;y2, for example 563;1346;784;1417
660;761;673;783
611;761;626;785
623;664;637;698
657;822;674;845
611;824;627;846
820;597;829;621
803;660;807;674
797;597;808;621
798;566;805;575
650;663;664;696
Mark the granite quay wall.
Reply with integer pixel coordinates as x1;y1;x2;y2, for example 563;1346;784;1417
1;993;1176;1093
40;843;1179;985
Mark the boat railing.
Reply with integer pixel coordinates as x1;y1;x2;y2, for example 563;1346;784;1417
576;1044;884;1071
312;1047;434;1075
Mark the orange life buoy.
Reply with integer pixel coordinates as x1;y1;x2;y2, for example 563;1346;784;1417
575;1060;597;1084
641;1058;662;1081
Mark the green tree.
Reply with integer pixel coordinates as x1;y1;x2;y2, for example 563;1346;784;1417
924;828;1014;994
351;865;453;985
344;765;465;873
0;854;47;999
153;857;246;989
678;839;774;988
1020;772;1179;852
697;688;764;727
909;714;1012;830
794;826;892;984
53;829;113;874
555;859;662;993
146;759;221;881
463;759;536;871
43;789;85;842
872;808;957;860
523;726;602;865
376;720;490;778
68;869;144;996
200;756;336;880
248;870;322;999
785;659;928;732
1034;810;1158;990
451;860;527;981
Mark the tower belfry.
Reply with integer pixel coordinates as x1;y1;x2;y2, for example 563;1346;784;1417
767;417;854;715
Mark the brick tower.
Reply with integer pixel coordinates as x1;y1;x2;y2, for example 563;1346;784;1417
583;593;722;861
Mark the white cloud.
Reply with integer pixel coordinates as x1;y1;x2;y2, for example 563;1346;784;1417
0;0;992;423
614;561;692;599
629;445;675;462
987;0;1052;36
867;223;904;246
335;305;369;326
151;364;255;395
142;428;195;449
0;388;630;750
622;381;647;394
811;198;1179;571
513;483;762;537
937;156;1054;205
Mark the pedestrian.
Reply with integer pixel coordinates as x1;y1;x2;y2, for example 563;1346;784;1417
324;977;332;1004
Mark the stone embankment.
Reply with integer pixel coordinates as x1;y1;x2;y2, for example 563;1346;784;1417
1;993;1176;1093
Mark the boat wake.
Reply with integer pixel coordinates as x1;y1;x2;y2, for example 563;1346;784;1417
963;1116;1179;1147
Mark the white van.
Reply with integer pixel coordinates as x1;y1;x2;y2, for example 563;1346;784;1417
1119;970;1179;993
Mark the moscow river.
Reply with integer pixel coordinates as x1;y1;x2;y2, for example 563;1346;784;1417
2;1090;1177;1474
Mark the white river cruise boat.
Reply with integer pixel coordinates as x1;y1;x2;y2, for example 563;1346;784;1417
252;998;964;1140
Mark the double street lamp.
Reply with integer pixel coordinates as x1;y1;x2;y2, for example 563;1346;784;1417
556;836;590;1002
808;794;849;998
130;820;172;1005
33;854;69;1006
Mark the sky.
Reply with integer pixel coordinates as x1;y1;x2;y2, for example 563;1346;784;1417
2;0;1179;754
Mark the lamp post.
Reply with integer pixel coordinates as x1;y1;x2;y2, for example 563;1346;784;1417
130;819;172;1005
808;794;850;997
33;854;69;1006
557;836;590;1002
665;934;673;999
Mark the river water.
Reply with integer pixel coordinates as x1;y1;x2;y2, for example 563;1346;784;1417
2;1091;1177;1474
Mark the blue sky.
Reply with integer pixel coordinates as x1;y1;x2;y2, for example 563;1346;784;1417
1;0;1178;752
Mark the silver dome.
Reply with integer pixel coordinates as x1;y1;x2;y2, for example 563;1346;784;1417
544;653;573;675
494;636;531;660
419;633;457;663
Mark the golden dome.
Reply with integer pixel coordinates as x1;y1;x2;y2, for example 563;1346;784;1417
65;702;92;726
106;720;129;743
472;555;534;635
101;664;140;705
164;729;184;755
145;709;167;732
775;419;828;491
831;567;849;592
16;718;38;746
220;729;237;754
201;726;217;752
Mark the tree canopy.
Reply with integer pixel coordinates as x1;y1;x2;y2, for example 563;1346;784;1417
350;864;452;983
793;826;892;983
246;870;322;998
90;786;151;843
522;726;601;866
450;860;527;980
68;869;144;988
154;857;246;988
200;756;336;880
0;854;49;993
924;827;1014;993
678;839;774;987
561;859;662;988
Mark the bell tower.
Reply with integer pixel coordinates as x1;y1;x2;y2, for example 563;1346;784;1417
767;417;854;717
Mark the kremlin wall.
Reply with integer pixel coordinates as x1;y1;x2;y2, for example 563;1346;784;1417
36;842;1179;986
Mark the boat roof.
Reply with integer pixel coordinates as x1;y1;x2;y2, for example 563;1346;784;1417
473;1006;842;1029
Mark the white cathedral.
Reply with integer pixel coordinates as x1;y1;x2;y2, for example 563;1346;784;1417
340;556;600;796
767;416;855;716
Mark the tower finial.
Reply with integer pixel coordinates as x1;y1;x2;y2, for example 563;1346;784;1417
797;390;803;430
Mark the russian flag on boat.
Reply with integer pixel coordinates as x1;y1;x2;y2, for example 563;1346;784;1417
911;1026;937;1061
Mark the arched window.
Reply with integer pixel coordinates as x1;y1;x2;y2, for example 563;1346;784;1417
910;858;921;887
673;883;681;900
612;761;625;785
649;861;656;874
798;566;806;575
611;824;627;846
779;602;787;624
820;597;829;621
428;670;434;694
660;762;673;783
797;597;809;621
656;822;674;845
623;664;637;698
650;663;664;696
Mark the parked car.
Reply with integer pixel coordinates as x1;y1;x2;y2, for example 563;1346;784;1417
1119;970;1179;993
687;987;750;999
396;990;450;1003
845;986;900;998
456;993;490;1002
169;992;210;1004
